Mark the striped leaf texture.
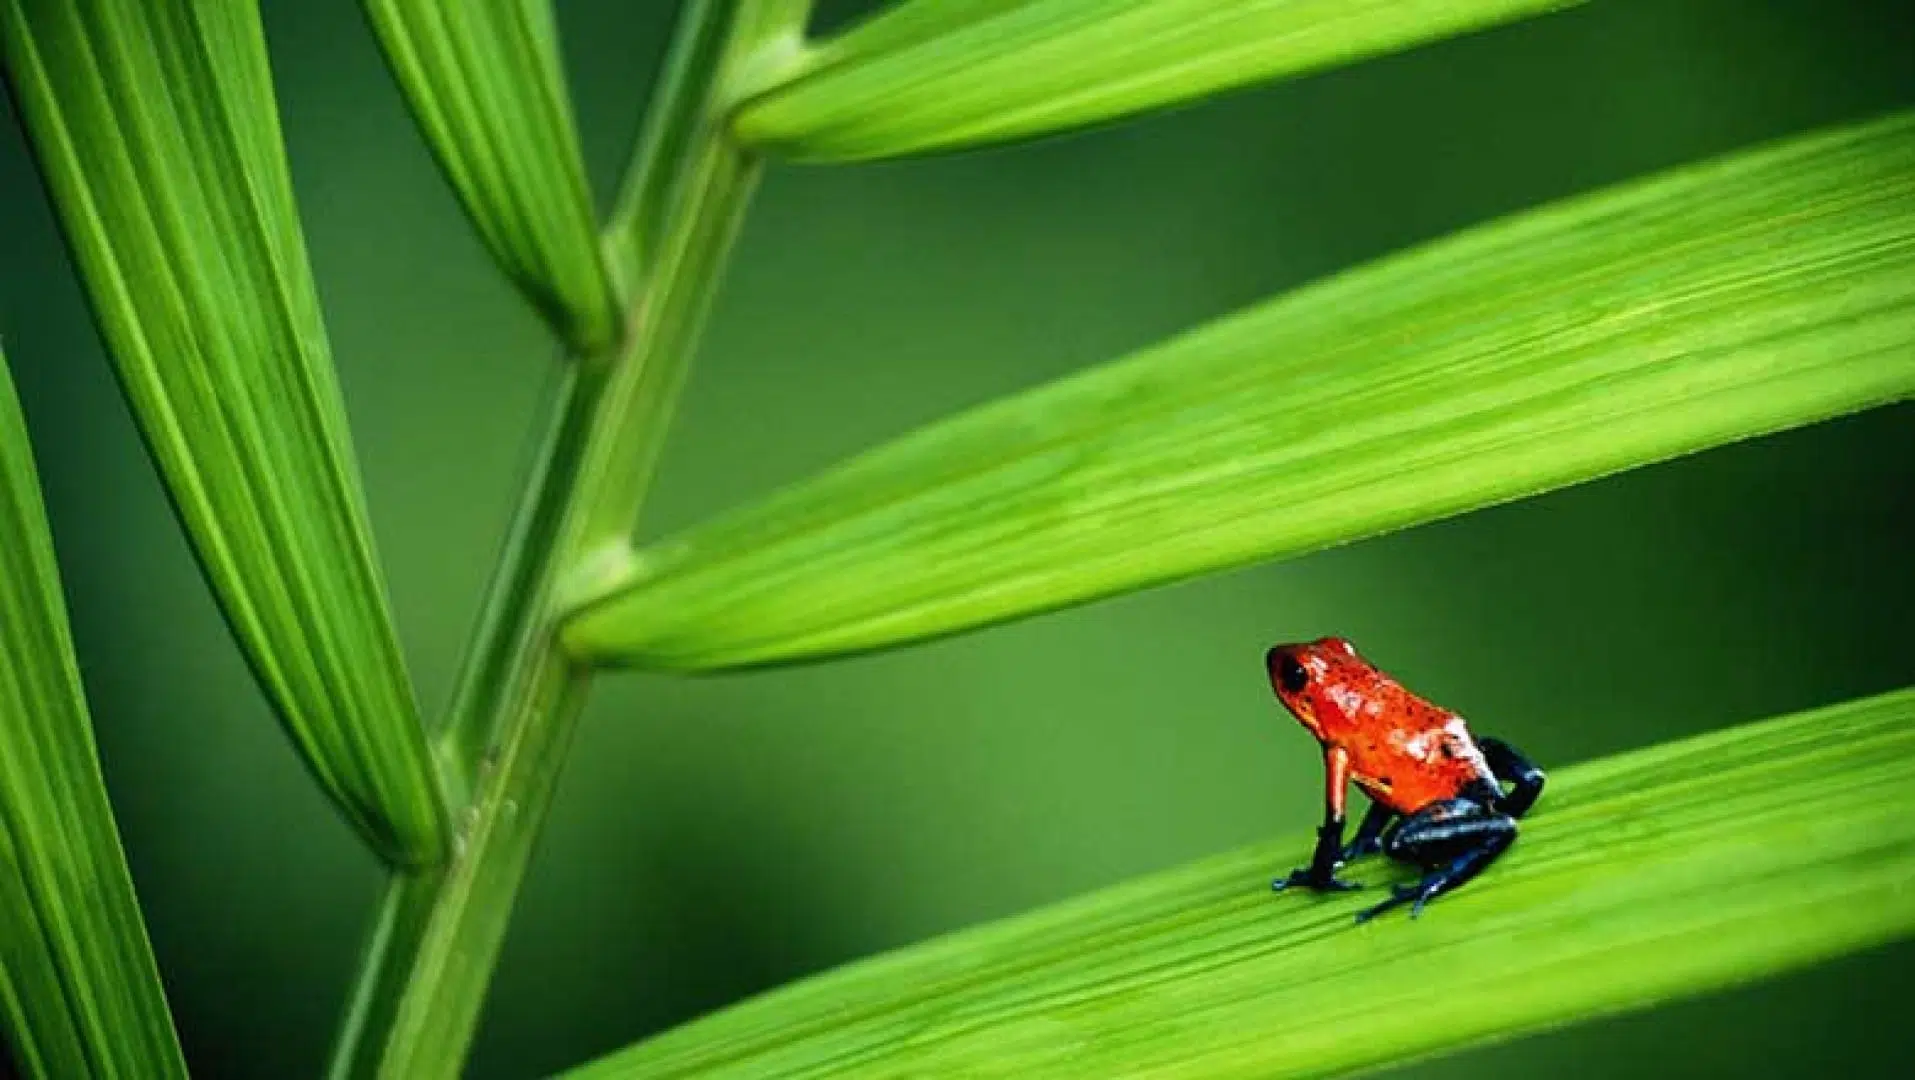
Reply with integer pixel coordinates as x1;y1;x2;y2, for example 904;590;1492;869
363;0;620;353
0;347;187;1079
563;110;1915;672
569;687;1915;1079
734;0;1585;161
1;0;449;865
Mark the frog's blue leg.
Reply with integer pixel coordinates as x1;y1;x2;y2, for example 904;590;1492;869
1339;799;1396;863
1480;736;1547;819
1353;798;1515;923
1274;748;1365;894
1271;820;1364;894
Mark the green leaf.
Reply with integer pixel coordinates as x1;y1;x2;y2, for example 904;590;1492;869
564;686;1915;1079
0;347;188;1079
733;0;1585;161
1;0;449;866
361;0;620;354
561;110;1915;672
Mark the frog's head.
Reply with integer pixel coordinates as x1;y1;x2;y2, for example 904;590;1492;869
1265;636;1369;739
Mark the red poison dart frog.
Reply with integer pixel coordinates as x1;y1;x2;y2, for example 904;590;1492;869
1265;637;1545;922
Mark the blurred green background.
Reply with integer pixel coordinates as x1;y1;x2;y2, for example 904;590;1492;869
2;0;1912;1076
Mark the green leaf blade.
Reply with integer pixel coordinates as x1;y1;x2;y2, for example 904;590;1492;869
0;348;188;1080
734;0;1586;161
565;686;1915;1079
2;0;449;865
563;110;1915;672
362;0;620;353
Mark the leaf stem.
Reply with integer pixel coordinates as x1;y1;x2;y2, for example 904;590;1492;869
436;362;606;803
323;2;811;1075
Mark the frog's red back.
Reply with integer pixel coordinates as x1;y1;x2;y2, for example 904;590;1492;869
1266;637;1497;814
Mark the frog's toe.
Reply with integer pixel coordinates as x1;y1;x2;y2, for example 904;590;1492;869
1353;884;1422;923
1272;868;1363;894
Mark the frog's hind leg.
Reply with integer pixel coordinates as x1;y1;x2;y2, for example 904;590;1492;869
1354;798;1515;923
1480;737;1546;819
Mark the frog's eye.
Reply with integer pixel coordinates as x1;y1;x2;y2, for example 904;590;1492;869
1278;654;1310;694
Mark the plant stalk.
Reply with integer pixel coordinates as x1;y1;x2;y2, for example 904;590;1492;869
324;1;811;1074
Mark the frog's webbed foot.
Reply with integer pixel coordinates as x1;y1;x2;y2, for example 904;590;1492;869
1353;797;1516;923
1271;866;1362;893
1272;821;1364;894
1354;882;1432;922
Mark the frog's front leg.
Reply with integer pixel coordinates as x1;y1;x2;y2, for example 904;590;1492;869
1354;797;1515;922
1273;746;1363;893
